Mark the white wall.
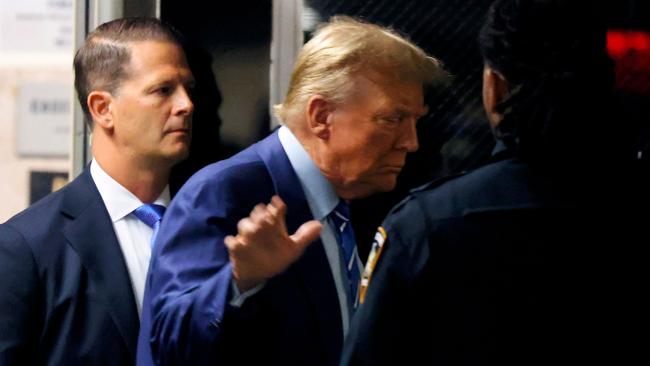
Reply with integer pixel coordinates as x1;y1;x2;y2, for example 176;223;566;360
0;67;72;222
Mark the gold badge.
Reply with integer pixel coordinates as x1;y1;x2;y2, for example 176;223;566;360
359;226;387;304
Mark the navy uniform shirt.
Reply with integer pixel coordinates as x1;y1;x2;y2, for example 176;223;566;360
341;151;621;365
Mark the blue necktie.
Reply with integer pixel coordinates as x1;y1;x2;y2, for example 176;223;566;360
330;200;361;308
132;204;166;248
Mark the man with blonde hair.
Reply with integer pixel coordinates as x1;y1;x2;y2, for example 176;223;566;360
138;16;445;365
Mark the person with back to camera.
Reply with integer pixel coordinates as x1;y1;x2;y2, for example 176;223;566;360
340;0;629;364
137;15;448;366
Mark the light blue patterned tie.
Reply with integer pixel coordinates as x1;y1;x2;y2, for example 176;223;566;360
330;200;361;308
132;204;166;248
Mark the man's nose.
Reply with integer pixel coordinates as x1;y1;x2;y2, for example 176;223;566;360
174;87;194;115
396;118;419;152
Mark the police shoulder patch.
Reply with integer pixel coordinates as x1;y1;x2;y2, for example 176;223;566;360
359;226;387;304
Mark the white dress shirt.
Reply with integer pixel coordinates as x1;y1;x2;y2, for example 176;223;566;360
90;159;170;316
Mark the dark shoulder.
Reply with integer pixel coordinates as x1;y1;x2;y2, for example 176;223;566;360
380;190;435;253
0;172;92;256
382;170;467;231
366;178;456;285
398;158;555;222
2;173;76;232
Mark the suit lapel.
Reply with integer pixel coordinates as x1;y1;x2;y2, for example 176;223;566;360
257;132;343;362
60;170;139;358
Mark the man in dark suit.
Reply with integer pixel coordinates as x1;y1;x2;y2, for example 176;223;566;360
0;18;194;365
341;1;630;365
137;16;446;366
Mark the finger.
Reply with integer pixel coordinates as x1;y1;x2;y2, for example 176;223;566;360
250;204;268;224
237;218;258;239
268;195;286;219
224;235;239;251
268;196;288;233
250;203;266;217
290;220;323;251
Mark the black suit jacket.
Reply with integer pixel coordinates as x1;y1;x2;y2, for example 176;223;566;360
0;170;139;365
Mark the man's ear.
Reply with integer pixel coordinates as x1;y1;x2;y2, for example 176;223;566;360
87;91;114;131
306;95;334;140
482;65;510;128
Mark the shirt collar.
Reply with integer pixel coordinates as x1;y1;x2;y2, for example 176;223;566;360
492;139;508;156
278;125;339;220
489;139;516;163
90;159;170;223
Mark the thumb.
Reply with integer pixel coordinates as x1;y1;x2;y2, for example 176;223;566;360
290;220;323;250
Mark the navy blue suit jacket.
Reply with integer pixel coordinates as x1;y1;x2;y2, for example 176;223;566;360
138;131;343;365
0;170;139;365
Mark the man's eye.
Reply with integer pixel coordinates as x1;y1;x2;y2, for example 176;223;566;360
156;86;172;95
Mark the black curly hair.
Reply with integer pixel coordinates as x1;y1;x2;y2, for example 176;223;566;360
478;0;614;169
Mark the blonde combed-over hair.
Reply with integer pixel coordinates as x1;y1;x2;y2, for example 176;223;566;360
274;16;446;123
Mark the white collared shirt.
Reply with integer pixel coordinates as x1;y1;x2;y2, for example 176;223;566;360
90;159;170;316
278;126;363;338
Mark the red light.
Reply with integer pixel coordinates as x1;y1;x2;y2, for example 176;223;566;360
607;32;626;57
607;30;650;95
607;30;650;56
630;32;650;51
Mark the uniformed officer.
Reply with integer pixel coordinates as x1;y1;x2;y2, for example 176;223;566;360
340;0;629;364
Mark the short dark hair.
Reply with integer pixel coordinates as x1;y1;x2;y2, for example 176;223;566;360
73;17;183;127
478;0;614;167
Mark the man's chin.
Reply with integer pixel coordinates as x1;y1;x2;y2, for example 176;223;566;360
376;173;399;191
165;145;190;165
338;178;398;200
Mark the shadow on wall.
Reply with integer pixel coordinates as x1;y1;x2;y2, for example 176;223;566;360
169;45;223;195
162;0;272;195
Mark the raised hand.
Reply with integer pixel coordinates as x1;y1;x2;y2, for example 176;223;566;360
224;196;323;292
